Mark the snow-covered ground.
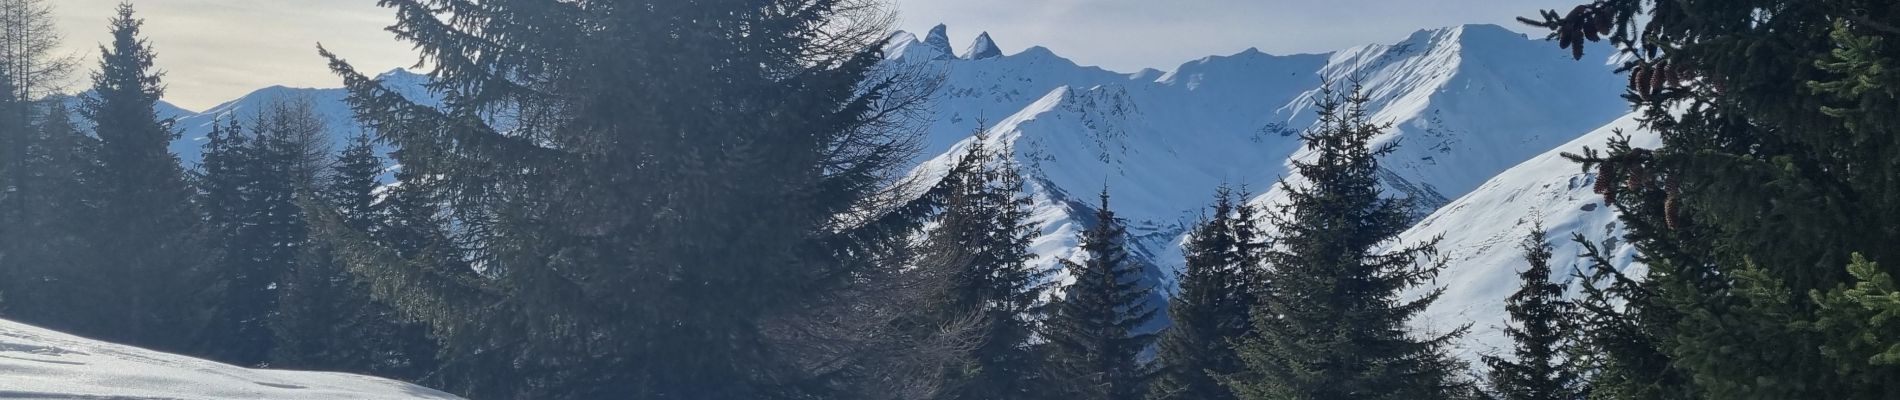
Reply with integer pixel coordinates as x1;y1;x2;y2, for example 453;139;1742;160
0;318;461;399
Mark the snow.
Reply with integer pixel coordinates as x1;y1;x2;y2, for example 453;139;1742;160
136;23;1640;362
165;69;439;166
0;318;461;399
883;23;1631;351
962;32;1004;60
1401;112;1654;359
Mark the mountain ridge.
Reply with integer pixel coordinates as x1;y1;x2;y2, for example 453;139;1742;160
143;23;1638;356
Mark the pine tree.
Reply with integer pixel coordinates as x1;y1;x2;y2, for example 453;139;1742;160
1524;1;1900;397
1042;189;1160;400
271;132;438;379
1227;85;1472;400
1483;228;1584;400
0;53;25;311
195;102;326;366
312;0;941;397
0;0;78;318
78;3;209;352
922;137;1053;400
0;101;102;324
1149;186;1261;400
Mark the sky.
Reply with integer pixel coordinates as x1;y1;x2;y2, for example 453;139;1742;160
50;0;1582;111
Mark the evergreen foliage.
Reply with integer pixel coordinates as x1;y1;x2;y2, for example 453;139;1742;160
0;0;82;323
1042;189;1160;400
0;101;102;325
1482;228;1584;400
1526;1;1900;397
1227;85;1473;400
1148;186;1261;400
76;3;210;353
923;136;1053;400
270;132;438;379
312;0;941;397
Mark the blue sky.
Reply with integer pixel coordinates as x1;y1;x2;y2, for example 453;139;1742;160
52;0;1580;110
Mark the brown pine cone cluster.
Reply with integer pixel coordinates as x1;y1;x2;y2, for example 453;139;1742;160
1556;4;1616;60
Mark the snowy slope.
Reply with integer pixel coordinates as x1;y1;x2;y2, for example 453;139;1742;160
141;24;1638;356
889;24;1627;294
164;69;436;165
0;318;460;399
1402;113;1653;358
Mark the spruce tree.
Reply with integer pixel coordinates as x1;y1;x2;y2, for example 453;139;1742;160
196;103;325;365
78;3;209;352
1227;85;1472;400
1483;228;1584;400
1524;1;1900;397
1149;186;1261;400
0;58;25;312
271;132;437;379
0;0;78;319
1042;189;1160;400
922;137;1052;400
0;101;102;324
313;0;939;397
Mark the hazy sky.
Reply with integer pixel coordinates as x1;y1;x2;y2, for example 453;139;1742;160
50;0;1580;111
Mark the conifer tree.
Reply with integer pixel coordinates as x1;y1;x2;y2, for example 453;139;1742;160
196;103;325;365
0;57;25;311
1483;228;1584;400
198;118;249;246
1149;186;1261;400
0;0;77;317
271;132;437;379
0;101;102;323
1227;85;1472;400
1042;189;1160;400
922;137;1052;400
1525;1;1900;397
78;3;209;352
313;0;940;397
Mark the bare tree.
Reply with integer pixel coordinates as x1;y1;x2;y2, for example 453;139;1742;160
0;0;76;103
251;96;334;185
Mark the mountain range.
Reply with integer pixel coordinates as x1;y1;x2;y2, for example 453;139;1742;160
141;23;1645;359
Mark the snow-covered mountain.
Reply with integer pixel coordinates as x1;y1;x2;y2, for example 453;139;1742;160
0;318;461;399
146;24;1638;356
1399;113;1652;356
888;24;1630;346
157;69;437;166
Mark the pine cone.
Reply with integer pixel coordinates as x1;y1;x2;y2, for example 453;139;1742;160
1660;63;1678;88
1594;10;1614;35
1595;163;1620;204
1647;61;1668;98
1625;165;1649;191
1629;64;1649;100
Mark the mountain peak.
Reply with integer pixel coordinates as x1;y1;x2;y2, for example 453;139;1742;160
924;24;954;54
963;31;1003;60
1401;24;1530;48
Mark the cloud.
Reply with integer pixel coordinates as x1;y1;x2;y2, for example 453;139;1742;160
52;0;409;110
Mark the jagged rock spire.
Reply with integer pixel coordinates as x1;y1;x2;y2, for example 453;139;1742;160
963;32;1004;60
923;24;954;57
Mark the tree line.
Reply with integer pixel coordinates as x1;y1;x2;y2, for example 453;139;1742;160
1;0;1896;399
